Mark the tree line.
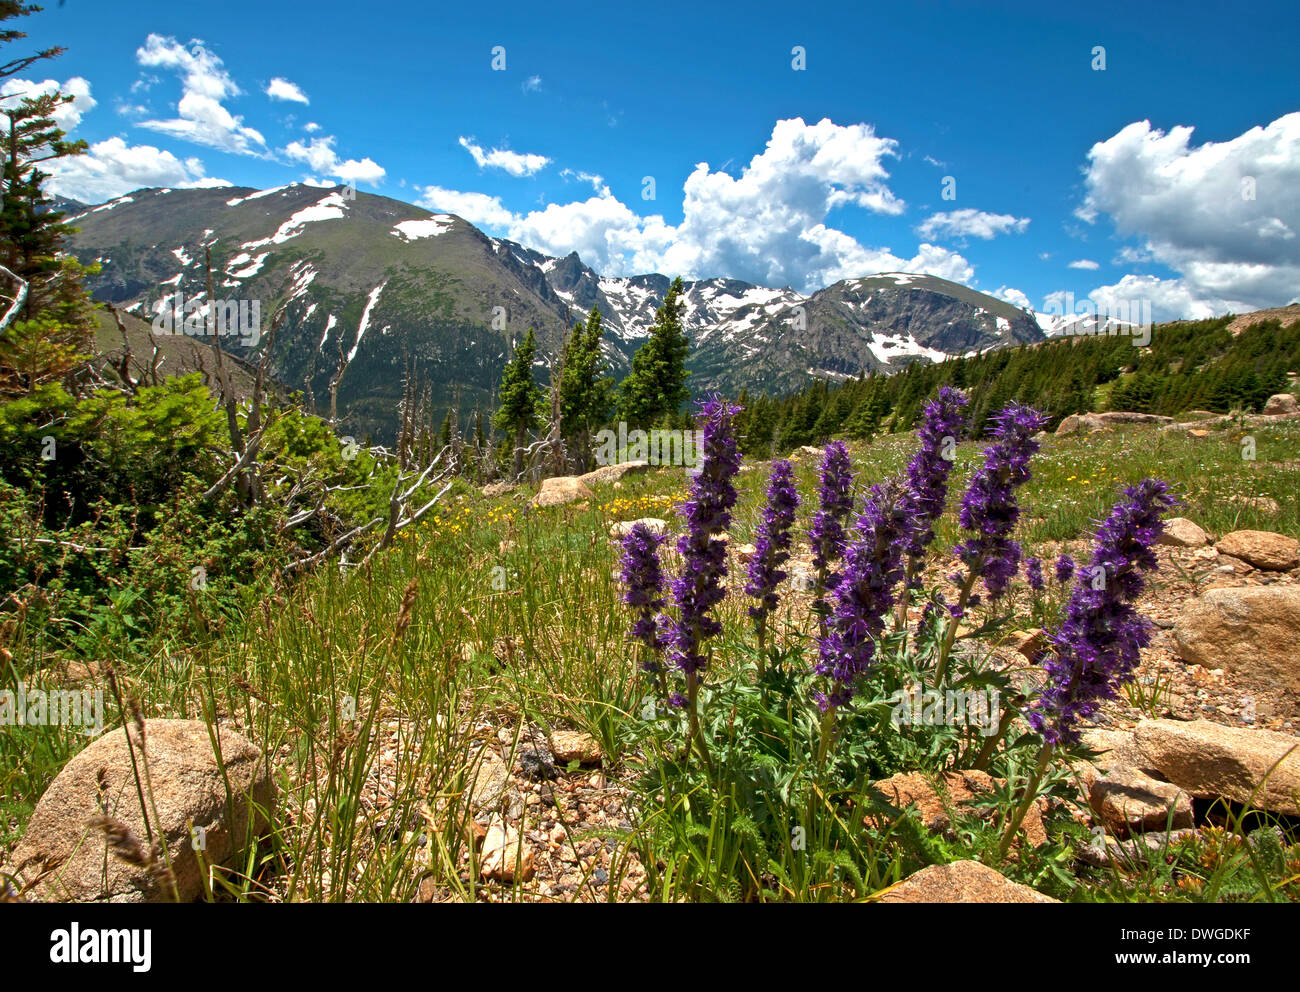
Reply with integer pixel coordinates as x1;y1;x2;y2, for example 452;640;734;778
485;302;1300;471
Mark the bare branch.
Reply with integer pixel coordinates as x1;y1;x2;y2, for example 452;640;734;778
0;264;29;333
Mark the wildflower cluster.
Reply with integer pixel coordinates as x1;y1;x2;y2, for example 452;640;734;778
953;403;1050;600
809;441;855;602
438;501;518;538
1054;553;1075;584
745;460;800;654
815;476;911;711
604;492;682;519
900;387;968;568
663;397;742;682
613;389;1175;804
1024;556;1044;592
619;522;667;661
1029;479;1178;745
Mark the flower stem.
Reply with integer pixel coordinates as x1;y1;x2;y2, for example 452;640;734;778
685;672;714;777
815;706;837;775
969;704;1018;771
895;558;920;629
996;741;1053;861
934;571;978;688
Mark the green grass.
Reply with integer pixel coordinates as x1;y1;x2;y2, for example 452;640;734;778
5;415;1299;901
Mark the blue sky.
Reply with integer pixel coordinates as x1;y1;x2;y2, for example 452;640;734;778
11;0;1300;319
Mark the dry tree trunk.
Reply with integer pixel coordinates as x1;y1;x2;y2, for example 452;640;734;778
106;303;138;395
203;247;250;504
0;263;28;333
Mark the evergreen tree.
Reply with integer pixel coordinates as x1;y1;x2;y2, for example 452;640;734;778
0;9;96;396
618;276;690;427
559;306;613;470
743;393;776;456
494;327;543;477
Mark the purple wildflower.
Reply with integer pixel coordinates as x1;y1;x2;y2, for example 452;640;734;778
901;387;969;566
663;396;742;678
809;441;854;595
1054;553;1075;584
1029;479;1178;746
745;459;801;624
919;592;947;637
952;403;1050;600
619;522;668;667
1025;556;1044;592
814;476;911;710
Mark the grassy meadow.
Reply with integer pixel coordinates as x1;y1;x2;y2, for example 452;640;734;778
4;414;1299;902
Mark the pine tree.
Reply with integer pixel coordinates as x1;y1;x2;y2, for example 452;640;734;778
618;276;690;428
494;327;544;477
559;306;613;470
0;9;96;396
0;4;63;89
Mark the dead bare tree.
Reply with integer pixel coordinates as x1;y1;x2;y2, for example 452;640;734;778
106;304;139;395
0;264;29;334
202;247;251;504
397;354;415;469
281;441;455;575
360;447;455;567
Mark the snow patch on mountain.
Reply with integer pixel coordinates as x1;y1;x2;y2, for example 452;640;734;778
320;313;337;350
349;281;388;361
866;332;951;365
243;191;350;248
392;216;454;241
227;185;291;207
227;252;269;279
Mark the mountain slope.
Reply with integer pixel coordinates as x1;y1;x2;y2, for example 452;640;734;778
70;184;575;439
68;185;1044;437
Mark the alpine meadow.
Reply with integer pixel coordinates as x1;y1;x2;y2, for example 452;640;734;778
2;0;1300;956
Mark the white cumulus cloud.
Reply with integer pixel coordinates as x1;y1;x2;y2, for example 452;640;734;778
420;118;980;293
284;135;385;185
916;208;1030;241
991;285;1033;309
0;76;96;130
266;77;309;104
45;136;228;202
135;34;267;156
1077;112;1300;318
416;185;517;228
458;137;550;177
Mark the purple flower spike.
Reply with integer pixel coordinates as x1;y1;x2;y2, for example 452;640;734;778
619;522;668;667
901;386;969;565
814;476;911;710
1029;479;1178;746
952;402;1050;600
665;396;742;678
809;441;855;595
1025;556;1044;592
1055;553;1075;584
746;460;801;623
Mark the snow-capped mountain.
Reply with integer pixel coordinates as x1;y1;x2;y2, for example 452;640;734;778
67;184;1044;437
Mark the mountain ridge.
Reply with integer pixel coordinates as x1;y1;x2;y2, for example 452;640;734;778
66;183;1045;437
